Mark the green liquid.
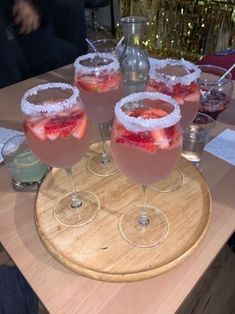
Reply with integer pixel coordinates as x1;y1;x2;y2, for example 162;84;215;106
7;150;48;183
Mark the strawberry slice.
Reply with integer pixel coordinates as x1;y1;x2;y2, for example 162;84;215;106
45;111;82;140
72;114;88;139
173;83;199;104
115;108;172;152
174;95;184;105
152;129;169;149
173;83;199;100
99;73;121;92
144;108;171;148
116;130;157;153
129;108;167;119
184;90;200;102
76;73;121;93
29;118;47;141
147;80;170;94
117;136;156;152
76;75;103;91
142;108;167;119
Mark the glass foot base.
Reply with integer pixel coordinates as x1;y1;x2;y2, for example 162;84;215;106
12;180;41;192
149;167;184;193
119;206;169;248
53;190;100;227
86;154;118;177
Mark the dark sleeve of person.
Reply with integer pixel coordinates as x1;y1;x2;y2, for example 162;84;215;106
0;266;38;314
53;0;88;55
31;0;55;28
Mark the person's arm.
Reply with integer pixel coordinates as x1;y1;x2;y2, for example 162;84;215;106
31;0;54;26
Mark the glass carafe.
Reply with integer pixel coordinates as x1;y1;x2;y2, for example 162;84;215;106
119;16;150;95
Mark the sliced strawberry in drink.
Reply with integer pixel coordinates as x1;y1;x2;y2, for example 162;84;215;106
76;75;103;91
173;84;188;97
174;96;184;106
132;108;169;148
142;108;167;119
152;129;169;149
29;118;47;141
61;122;77;137
147;80;170;94
76;72;121;93
116;137;156;152
173;83;199;103
115;107;172;151
142;108;171;148
99;73;121;92
69;110;84;120
45;119;63;140
189;82;198;93
116;130;157;153
173;83;199;100
45;111;82;140
129;107;167;119
46;129;60;141
184;90;200;102
72;114;88;139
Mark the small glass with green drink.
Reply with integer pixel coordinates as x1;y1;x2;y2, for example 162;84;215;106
1;135;48;191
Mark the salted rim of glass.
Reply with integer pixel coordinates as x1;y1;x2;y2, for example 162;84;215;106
149;58;201;86
115;92;181;132
74;52;119;74
21;82;80;115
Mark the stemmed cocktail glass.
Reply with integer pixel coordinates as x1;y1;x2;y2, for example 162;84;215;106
74;52;123;177
198;64;233;120
89;38;118;54
21;82;100;227
146;58;201;192
111;92;182;247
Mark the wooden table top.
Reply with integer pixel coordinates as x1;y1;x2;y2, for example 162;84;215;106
0;66;235;314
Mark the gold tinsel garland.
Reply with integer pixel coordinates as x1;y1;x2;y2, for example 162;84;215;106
118;0;235;60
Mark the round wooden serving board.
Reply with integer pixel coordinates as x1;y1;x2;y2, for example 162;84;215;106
35;143;212;282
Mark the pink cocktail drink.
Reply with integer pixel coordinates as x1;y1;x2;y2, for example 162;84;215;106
147;59;201;129
111;92;182;248
111;93;182;185
74;53;123;123
74;53;123;177
112;121;182;185
21;83;89;168
20;83;99;228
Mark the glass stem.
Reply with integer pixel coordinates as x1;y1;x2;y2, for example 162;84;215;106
65;167;82;208
138;185;150;225
99;122;111;164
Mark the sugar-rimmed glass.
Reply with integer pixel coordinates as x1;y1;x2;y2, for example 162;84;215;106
74;52;123;177
147;58;201;192
21;82;100;227
90;38;118;53
111;92;182;247
198;64;233;120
